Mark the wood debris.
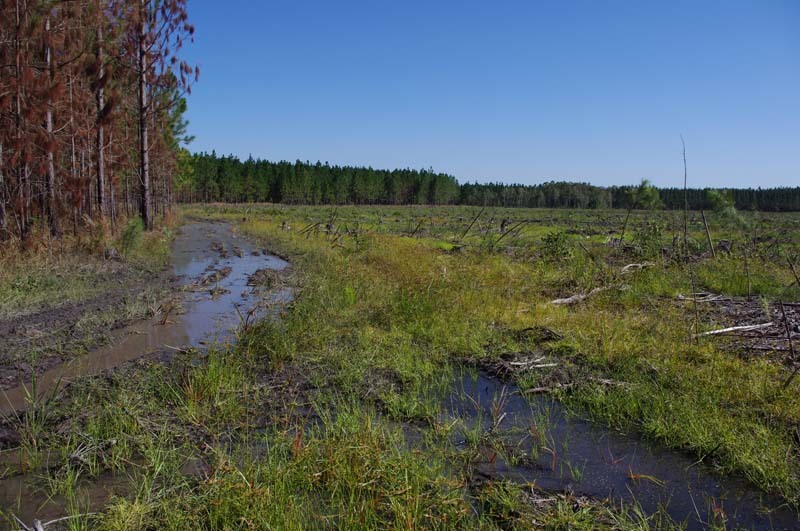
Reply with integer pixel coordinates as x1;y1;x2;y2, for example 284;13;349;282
551;286;608;306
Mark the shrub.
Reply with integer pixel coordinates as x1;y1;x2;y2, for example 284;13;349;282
540;231;572;261
632;221;664;259
121;218;145;255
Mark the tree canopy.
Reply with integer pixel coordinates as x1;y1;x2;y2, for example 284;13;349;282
180;153;800;212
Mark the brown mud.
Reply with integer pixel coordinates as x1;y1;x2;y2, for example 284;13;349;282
0;221;293;526
682;293;800;364
0;269;168;393
0;221;290;417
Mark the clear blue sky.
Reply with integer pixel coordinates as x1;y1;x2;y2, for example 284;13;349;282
183;0;799;188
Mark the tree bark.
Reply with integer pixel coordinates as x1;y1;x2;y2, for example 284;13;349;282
0;144;7;240
107;131;116;227
45;16;60;237
138;0;152;230
15;0;29;242
96;24;106;219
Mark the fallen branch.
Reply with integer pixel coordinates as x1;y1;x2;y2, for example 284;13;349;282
695;322;773;338
521;377;631;395
551;286;608;306
507;357;546;366
163;344;189;353
522;383;576;395
677;292;729;303
621;262;653;274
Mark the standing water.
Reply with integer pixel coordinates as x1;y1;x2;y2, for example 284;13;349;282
447;370;798;530
0;221;292;524
0;221;289;416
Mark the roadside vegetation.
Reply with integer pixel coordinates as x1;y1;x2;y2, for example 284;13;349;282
203;204;800;503
0;215;178;393
1;203;798;529
1;217;175;314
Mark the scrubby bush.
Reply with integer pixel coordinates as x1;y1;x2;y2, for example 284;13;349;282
121;218;145;255
540;231;572;261
632;221;664;259
708;189;749;229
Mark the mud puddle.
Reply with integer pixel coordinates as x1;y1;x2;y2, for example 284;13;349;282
0;221;289;417
0;221;292;526
445;369;798;530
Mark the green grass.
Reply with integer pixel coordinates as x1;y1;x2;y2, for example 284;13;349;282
214;204;800;503
4;204;799;529
0;216;175;319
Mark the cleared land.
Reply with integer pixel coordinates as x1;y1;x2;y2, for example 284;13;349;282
1;204;799;529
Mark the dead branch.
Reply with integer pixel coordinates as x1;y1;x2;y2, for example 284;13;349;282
701;210;716;259
621;262;654;274
587;377;633;388
551;286;608;306
788;258;800;290
458;207;484;242
521;377;631;395
695;322;773;338
522;383;576;395
677;292;729;303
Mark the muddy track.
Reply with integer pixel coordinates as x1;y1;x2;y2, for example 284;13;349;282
0;279;169;392
2;218;798;529
0;220;294;524
0;220;291;416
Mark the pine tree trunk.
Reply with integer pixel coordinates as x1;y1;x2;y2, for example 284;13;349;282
96;24;106;219
84;148;92;217
15;0;28;242
0;144;7;240
124;168;130;217
107;132;116;228
138;1;152;230
68;71;80;224
45;17;60;237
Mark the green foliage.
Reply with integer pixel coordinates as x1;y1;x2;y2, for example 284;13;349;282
343;285;357;306
182;155;800;211
632;221;664;259
541;231;572;261
627;179;663;211
696;256;790;297
707;189;749;229
185;152;461;205
121;218;145;255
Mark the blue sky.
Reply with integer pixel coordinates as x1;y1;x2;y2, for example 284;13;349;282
183;0;799;188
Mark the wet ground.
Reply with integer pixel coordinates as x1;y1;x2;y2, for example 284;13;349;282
0;221;290;417
445;369;799;530
1;220;798;529
0;264;167;393
0;221;293;524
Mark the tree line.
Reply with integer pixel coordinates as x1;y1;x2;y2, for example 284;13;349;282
0;0;197;244
181;153;461;206
181;153;800;211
